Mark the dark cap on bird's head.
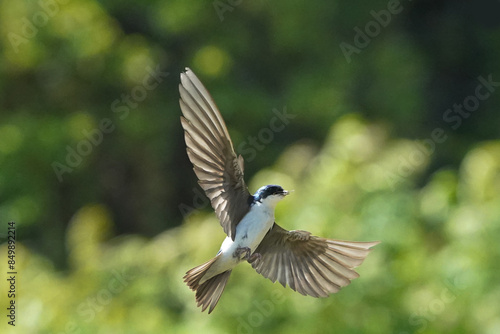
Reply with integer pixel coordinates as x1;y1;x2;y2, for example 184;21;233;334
254;185;289;202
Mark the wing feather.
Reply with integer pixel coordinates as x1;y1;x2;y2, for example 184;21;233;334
252;223;379;297
179;68;251;239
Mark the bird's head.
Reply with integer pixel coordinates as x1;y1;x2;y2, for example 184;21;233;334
253;185;289;208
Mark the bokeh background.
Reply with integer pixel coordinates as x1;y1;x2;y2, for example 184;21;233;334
1;0;500;333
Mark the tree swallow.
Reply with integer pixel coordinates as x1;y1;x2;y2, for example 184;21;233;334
179;68;380;313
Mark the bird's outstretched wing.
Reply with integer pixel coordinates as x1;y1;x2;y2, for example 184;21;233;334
252;223;380;297
179;68;251;240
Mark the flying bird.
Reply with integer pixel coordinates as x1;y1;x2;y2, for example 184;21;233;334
179;68;379;313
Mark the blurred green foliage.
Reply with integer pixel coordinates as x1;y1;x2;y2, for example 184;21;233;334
0;0;499;333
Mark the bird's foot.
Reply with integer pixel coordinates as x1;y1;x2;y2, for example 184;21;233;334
233;247;251;260
247;252;262;264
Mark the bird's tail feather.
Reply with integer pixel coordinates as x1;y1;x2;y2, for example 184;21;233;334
184;255;232;314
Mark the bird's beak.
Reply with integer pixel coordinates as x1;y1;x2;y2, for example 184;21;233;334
282;190;292;196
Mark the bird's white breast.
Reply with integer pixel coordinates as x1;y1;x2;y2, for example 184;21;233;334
203;202;276;280
219;202;275;256
235;202;275;252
